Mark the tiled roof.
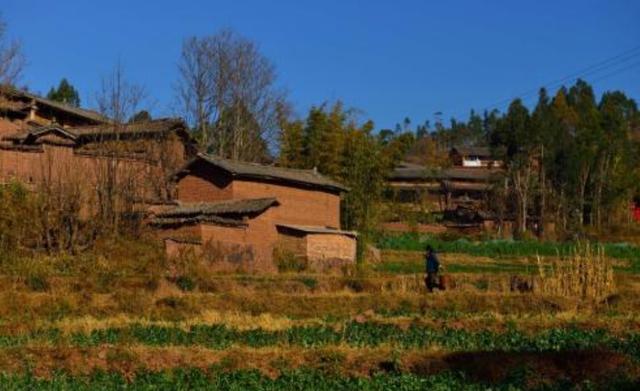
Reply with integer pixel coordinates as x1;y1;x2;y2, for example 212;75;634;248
156;197;278;218
276;224;358;238
2;118;190;145
389;164;504;182
184;153;348;193
150;197;278;227
1;88;108;124
70;118;187;138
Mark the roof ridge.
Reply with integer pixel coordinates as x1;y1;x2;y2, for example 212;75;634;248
199;153;336;177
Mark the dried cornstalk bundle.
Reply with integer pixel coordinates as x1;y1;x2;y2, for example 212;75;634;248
536;242;614;302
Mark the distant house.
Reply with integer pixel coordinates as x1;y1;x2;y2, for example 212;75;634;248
152;154;356;272
0;87;108;129
449;146;502;168
387;162;504;209
0;116;195;203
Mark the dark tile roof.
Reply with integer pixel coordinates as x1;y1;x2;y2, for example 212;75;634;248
151;215;247;228
441;180;492;192
70;118;187;139
156;197;278;218
2;118;190;145
442;168;504;181
151;197;278;227
2;88;108;124
183;153;348;193
276;224;358;238
389;164;504;182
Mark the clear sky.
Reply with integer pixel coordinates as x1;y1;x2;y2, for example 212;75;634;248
3;0;640;130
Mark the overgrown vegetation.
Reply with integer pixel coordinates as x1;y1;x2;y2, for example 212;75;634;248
536;242;615;301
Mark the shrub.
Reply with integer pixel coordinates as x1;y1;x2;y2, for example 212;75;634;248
25;275;50;292
299;277;318;291
176;276;196;292
344;278;365;293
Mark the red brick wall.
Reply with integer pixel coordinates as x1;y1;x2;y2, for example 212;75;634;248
175;165;341;230
176;162;234;203
195;207;280;273
232;180;341;229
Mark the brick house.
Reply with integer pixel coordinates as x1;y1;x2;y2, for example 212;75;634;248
0;87;107;129
152;153;357;272
0;103;195;204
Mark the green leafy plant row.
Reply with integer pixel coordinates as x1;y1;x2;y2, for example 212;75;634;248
0;323;637;357
377;234;640;271
0;368;637;391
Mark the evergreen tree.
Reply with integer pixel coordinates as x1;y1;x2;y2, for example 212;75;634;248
129;110;152;123
46;78;80;107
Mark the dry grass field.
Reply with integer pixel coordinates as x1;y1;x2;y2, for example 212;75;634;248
0;236;637;389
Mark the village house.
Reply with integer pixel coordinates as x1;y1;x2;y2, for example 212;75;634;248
0;89;195;203
151;153;357;273
0;87;107;131
449;146;503;168
386;146;506;231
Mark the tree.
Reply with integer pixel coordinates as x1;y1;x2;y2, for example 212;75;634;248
96;62;147;125
493;99;535;236
567;79;601;227
93;62;149;234
46;78;81;107
278;102;391;259
277;103;305;168
0;16;24;86
341;120;388;256
175;29;284;161
129;110;152;123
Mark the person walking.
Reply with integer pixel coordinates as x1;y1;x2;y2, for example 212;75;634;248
424;245;440;292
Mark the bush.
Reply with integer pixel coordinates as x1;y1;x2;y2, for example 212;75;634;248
176;276;196;292
299;277;318;291
25;275;50;292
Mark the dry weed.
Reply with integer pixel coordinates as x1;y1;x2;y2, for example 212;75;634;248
536;242;615;303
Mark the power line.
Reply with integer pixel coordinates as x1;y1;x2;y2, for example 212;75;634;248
480;45;640;114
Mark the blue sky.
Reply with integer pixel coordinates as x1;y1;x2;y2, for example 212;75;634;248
3;0;640;129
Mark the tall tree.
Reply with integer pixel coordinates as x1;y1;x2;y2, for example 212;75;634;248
0;16;24;86
175;29;285;161
340;120;388;255
493;99;535;235
567;79;601;227
95;62;147;124
47;78;81;107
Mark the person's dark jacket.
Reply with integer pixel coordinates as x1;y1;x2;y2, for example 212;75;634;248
426;251;440;273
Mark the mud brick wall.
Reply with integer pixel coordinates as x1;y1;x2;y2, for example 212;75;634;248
306;233;357;263
199;211;278;273
175;164;342;230
276;230;307;256
176;161;234;202
233;179;341;229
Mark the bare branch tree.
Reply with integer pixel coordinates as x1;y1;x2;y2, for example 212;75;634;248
93;62;149;234
0;15;25;86
96;61;147;125
175;29;285;161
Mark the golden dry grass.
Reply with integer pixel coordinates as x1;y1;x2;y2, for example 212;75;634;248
536;242;615;302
